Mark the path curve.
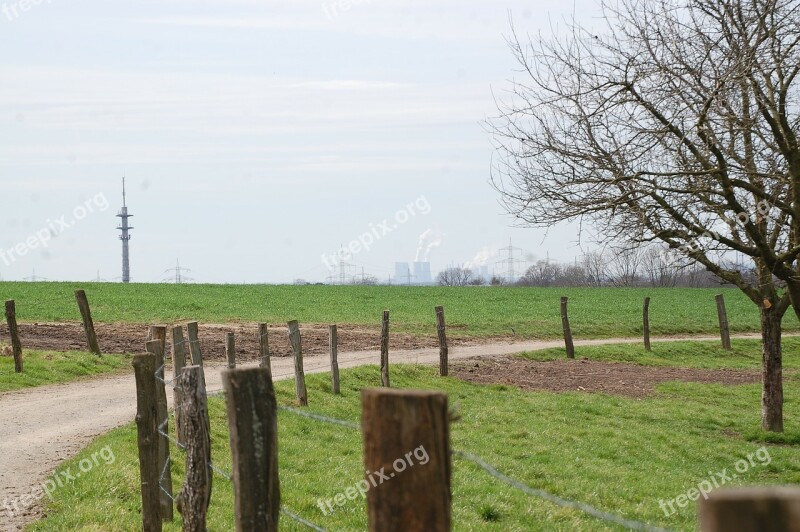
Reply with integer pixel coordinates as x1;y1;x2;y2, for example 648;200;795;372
0;333;766;530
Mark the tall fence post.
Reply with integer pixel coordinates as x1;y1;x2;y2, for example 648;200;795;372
222;367;281;531
329;325;340;394
560;296;575;359
177;365;212;531
715;294;732;350
132;353;162;532
145;338;174;522
4;300;23;373
171;326;187;447
643;297;652;352
361;388;451;532
258;323;271;378
74;289;101;355
226;332;236;369
699;487;800;531
381;310;390;387
287;320;308;406
435;306;448;377
187;321;203;366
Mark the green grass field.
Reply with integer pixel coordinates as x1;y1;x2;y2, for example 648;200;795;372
29;340;800;531
0;350;129;393
2;282;798;339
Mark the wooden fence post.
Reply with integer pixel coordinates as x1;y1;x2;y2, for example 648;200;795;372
699;487;800;531
560;297;575;359
171;326;187;447
226;332;236;369
145;339;174;522
329;325;340;394
435;306;448;377
287;320;308;406
643;297;652;352
74;289;101;355
148;326;168;358
258;323;271;378
361;388;451;532
715;294;732;350
381;310;390;387
222;368;280;531
4;300;23;373
187;321;203;366
177;365;212;531
133;353;163;532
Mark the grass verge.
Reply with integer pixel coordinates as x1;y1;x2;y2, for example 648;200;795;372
0;350;129;393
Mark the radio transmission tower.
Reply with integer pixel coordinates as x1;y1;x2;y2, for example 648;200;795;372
495;238;525;283
116;177;134;283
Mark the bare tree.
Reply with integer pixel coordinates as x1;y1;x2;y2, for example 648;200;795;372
608;247;644;287
437;267;475;286
519;260;561;286
581;252;607;287
490;0;800;431
642;248;680;288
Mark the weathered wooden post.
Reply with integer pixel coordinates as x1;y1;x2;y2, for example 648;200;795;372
361;388;451;532
715;294;732;350
699;487;800;531
133;353;163;532
287;320;308;406
226;332;236;369
435;306;448;376
145;338;174;522
560;296;575;359
4;300;23;373
258;323;271;378
74;289;101;355
222;368;280;531
643;297;652;352
171;326;187;446
187;321;203;366
329;325;340;394
176;365;212;532
380;310;390;387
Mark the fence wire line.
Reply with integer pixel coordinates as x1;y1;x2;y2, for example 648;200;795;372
277;405;360;430
452;450;672;532
281;507;327;532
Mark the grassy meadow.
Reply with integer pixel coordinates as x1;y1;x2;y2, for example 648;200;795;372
29;340;800;531
0;350;129;393
2;282;798;339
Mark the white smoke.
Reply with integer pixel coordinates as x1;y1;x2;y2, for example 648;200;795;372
424;238;442;261
415;229;433;262
464;247;497;270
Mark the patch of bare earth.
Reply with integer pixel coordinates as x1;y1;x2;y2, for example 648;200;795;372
0;321;488;361
451;356;760;398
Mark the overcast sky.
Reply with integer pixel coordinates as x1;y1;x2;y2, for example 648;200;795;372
0;0;598;284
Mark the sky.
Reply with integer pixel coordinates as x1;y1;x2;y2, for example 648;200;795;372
0;0;599;284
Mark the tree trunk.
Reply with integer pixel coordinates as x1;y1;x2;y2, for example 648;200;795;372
760;305;783;433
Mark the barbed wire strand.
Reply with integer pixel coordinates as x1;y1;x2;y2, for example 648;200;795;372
281;507;327;532
452;450;672;532
277;405;360;430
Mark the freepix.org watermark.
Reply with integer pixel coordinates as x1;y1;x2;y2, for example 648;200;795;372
658;446;772;517
2;0;51;22
1;445;116;518
0;192;110;267
322;0;370;20
320;195;431;271
317;445;430;515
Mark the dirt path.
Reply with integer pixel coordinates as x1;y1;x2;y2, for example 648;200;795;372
0;333;766;530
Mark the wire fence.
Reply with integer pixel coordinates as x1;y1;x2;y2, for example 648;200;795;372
151;334;672;532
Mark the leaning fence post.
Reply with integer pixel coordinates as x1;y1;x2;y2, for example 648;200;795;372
226;332;236;369
222;367;281;531
329;325;340;394
560;296;575;359
177;365;212;531
187;321;203;366
146;339;174;522
258;323;271;378
361;388;451;532
5;300;23;373
74;289;101;355
133;353;163;532
287;320;308;406
171;326;187;447
643;297;652;352
699;486;800;531
380;310;390;387
715;294;732;350
435;306;448;376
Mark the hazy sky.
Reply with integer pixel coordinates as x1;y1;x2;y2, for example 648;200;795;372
0;0;598;283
